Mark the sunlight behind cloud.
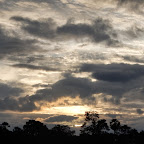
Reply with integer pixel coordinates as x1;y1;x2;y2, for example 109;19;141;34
41;106;91;115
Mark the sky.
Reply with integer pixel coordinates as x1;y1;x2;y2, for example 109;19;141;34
1;0;144;133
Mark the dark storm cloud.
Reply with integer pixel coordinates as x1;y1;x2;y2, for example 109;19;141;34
11;16;118;46
80;63;144;82
0;76;94;112
45;115;78;123
1;69;144;111
0;83;23;98
30;72;136;105
29;76;94;103
52;76;94;99
0;96;39;112
2;62;144;112
0;26;39;59
12;63;58;72
136;109;144;115
11;16;57;39
29;74;128;105
57;18;118;45
77;63;144;104
0;82;38;112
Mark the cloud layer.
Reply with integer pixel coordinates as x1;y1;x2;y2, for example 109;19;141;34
1;62;144;112
0;26;39;60
11;16;118;46
80;63;144;82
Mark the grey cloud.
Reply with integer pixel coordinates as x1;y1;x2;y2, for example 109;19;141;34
80;63;144;82
2;63;144;111
11;16;119;46
0;83;23;98
92;0;144;13
1;0;143;15
52;76;94;99
57;18;118;46
126;25;144;38
122;103;144;109
1;72;144;111
122;55;144;63
78;63;144;104
136;109;144;115
0;26;39;59
0;76;94;112
22;69;144;107
106;114;122;119
29;76;94;103
11;16;57;39
0;0;69;13
8;55;47;65
122;87;144;103
0;96;39;112
117;0;144;8
32;83;51;88
12;63;59;72
112;0;144;13
0;82;38;112
30;74;128;105
45;115;78;123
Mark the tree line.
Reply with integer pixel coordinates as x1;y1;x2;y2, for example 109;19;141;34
0;111;144;143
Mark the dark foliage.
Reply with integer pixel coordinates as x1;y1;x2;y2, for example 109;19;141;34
50;125;75;136
0;111;143;144
23;120;49;137
80;111;109;136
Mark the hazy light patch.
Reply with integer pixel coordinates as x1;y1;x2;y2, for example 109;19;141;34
74;124;82;127
20;78;44;86
72;72;91;78
52;106;90;115
42;96;80;106
0;65;17;81
12;67;62;86
39;105;91;115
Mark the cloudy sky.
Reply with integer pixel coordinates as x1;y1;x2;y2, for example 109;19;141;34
1;0;144;132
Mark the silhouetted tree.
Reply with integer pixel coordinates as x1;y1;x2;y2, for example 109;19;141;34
13;126;23;136
130;128;138;135
110;119;121;134
0;113;142;143
1;122;10;128
96;119;110;134
80;111;109;136
119;124;132;135
51;125;75;136
23;120;49;137
140;130;144;135
0;122;11;137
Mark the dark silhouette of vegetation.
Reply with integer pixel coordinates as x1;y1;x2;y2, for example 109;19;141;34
110;119;121;134
51;125;75;136
23;120;49;137
0;122;11;137
80;111;109;136
0;111;144;143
